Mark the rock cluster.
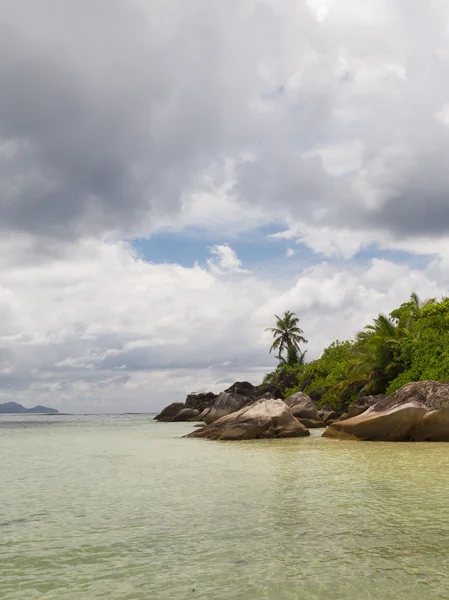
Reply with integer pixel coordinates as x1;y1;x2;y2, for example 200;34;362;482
155;381;268;423
156;380;449;442
155;384;327;438
154;386;254;423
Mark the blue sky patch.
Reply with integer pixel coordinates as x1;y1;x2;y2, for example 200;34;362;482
130;229;433;279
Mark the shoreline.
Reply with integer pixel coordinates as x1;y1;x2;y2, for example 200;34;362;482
155;380;449;442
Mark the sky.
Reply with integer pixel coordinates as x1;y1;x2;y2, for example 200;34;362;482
1;0;449;413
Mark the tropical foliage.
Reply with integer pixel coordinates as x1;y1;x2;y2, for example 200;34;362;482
263;294;449;410
262;311;308;396
266;311;307;362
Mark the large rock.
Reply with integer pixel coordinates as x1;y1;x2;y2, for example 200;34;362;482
318;408;338;424
323;401;427;441
224;381;256;396
256;382;284;400
347;395;386;418
198;392;252;424
171;408;200;422
381;381;449;411
185;392;217;411
283;392;321;421
154;402;185;422
323;381;449;441
186;399;310;441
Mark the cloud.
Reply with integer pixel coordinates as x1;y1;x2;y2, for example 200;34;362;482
0;0;268;242
286;248;296;258
2;0;449;411
302;140;363;177
0;235;447;412
3;0;449;254
206;244;246;274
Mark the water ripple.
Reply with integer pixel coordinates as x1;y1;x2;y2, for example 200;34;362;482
1;415;449;599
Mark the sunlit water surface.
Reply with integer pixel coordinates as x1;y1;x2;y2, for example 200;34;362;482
1;414;449;599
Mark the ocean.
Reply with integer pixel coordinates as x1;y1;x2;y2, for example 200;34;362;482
1;414;449;599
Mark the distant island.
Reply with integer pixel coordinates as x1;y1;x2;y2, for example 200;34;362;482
0;402;59;414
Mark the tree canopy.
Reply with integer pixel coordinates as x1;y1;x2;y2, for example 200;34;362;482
263;294;449;410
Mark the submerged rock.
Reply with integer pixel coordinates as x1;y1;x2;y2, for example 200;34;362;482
154;402;185;422
198;392;252;424
186;398;309;441
323;381;449;441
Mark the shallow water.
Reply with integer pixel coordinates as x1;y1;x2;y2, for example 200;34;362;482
1;414;449;599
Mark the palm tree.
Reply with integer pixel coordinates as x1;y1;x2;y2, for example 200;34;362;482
410;292;435;311
390;293;436;343
391;292;436;326
351;313;405;393
266;311;307;363
278;345;307;367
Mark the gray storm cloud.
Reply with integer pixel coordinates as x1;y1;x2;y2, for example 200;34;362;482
2;0;449;244
0;0;264;240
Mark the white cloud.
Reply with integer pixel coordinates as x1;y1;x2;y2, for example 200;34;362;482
271;223;374;258
0;235;448;412
286;248;296;258
2;0;449;411
206;244;246;274
305;0;329;22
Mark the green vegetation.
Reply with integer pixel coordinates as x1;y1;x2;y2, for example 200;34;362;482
263;311;308;394
263;294;449;410
265;310;307;362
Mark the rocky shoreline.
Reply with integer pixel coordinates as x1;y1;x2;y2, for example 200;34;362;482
155;380;449;442
323;381;449;441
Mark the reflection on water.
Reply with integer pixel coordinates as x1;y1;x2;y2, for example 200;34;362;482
1;414;449;599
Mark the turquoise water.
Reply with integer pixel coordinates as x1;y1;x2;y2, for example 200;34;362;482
1;414;449;599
